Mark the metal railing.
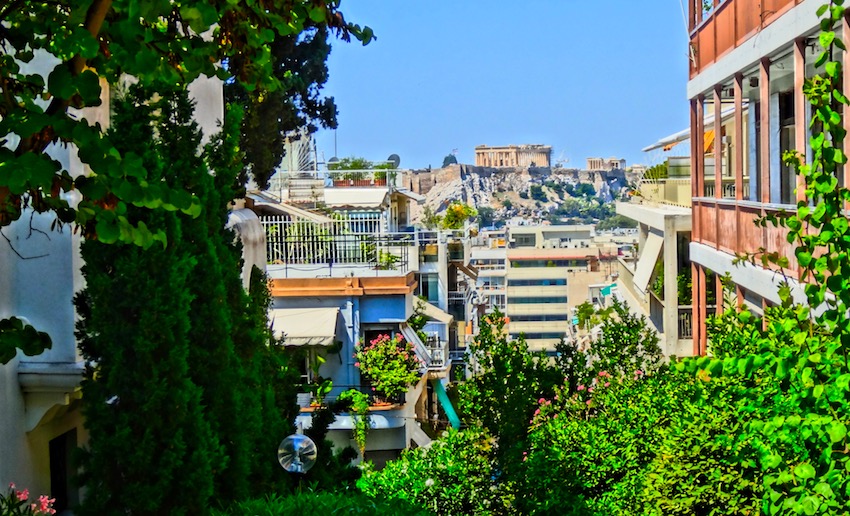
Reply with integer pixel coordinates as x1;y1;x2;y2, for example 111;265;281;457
678;306;694;339
677;305;717;339
425;335;450;370
263;218;414;273
703;178;749;199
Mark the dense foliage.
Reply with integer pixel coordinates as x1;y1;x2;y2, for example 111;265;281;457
358;429;513;515
75;88;300;514
213;491;426;516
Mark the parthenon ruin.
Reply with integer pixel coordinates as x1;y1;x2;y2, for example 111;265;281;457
474;144;552;168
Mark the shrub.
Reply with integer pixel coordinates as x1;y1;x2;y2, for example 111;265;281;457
213;491;427;515
354;334;422;399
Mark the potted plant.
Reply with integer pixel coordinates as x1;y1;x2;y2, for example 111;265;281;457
354;334;422;401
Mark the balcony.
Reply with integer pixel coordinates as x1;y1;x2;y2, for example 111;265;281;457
263;219;417;278
638;178;692;208
689;0;803;77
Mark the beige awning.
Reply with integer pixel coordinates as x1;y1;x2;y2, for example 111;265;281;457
323;188;389;210
270;307;339;346
633;233;664;295
419;300;454;324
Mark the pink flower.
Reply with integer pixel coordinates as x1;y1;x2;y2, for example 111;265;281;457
17;488;29;501
538;397;546;404
533;408;540;416
577;385;585;391
588;387;594;393
585;400;592;406
599;371;609;377
37;495;55;514
354;362;361;367
636;370;643;376
604;382;611;387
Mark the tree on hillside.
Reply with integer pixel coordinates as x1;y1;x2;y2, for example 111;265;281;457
442;154;458;167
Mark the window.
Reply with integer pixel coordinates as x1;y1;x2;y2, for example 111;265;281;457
514;234;536;247
511;259;588;268
509;332;565;340
507;278;567;287
508;296;568;304
778;91;796;205
509;313;570;322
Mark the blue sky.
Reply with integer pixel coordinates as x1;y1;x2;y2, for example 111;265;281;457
314;1;691;170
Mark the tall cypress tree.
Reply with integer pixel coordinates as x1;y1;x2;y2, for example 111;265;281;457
76;86;219;515
77;87;304;513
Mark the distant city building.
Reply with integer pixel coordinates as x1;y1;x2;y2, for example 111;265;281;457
475;144;552;168
587;157;627;171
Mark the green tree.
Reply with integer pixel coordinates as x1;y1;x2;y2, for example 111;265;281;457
441;201;477;229
0;0;371;245
75;86;220;515
458;309;560;478
529;185;547;202
76;87;303;513
328;156;373;170
643;162;669;180
595;214;638;231
358;429;514;515
0;0;373;370
226;24;341;190
477;206;496;228
442;154;458;167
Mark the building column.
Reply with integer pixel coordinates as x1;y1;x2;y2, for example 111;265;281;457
734;73;744;201
760;58;771;204
691;262;702;356
794;38;806;204
663;221;680;355
691;98;701;243
698;265;707;354
714;85;723;200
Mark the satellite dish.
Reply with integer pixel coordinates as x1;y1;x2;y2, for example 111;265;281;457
328;156;339;164
277;434;317;473
387;154;401;168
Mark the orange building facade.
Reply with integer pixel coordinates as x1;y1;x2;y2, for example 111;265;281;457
687;0;841;353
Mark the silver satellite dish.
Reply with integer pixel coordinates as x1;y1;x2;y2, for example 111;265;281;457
277;434;318;473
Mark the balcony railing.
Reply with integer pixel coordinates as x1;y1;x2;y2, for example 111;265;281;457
425;335;449;371
678;305;716;339
703;177;749;199
263;218;414;274
678;306;694;339
689;0;803;77
638;178;692;207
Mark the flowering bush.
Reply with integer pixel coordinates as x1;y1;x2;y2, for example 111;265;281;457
1;484;56;516
354;334;422;399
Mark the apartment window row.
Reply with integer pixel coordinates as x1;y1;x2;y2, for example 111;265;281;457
509;313;570;322
471;258;506;266
510;259;588;268
507;278;567;287
508;296;568;304
509;332;566;341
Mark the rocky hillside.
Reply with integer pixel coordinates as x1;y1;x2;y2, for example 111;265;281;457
399;165;640;223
